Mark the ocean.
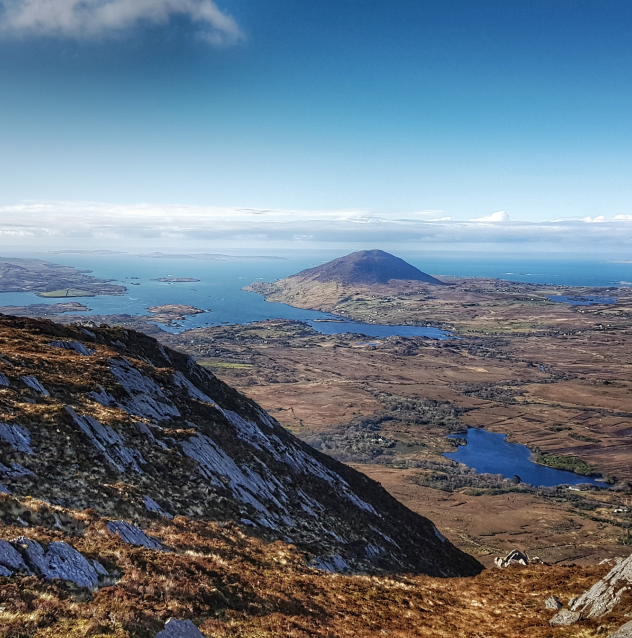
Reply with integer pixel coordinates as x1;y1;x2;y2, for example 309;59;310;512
0;250;629;334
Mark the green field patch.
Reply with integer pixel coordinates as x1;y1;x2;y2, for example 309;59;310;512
199;361;253;369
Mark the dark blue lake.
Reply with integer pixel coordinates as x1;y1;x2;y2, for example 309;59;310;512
444;428;606;487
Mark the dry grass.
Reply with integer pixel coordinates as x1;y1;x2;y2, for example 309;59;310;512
0;513;629;637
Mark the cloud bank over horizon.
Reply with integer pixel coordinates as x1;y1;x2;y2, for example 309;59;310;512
0;0;243;44
0;201;631;254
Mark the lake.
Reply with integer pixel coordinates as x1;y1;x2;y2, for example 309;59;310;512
444;428;606;487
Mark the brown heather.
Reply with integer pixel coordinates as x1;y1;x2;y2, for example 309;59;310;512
0;315;629;636
0;509;625;637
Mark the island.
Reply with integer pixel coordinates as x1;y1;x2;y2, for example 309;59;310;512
152;277;201;282
146;304;207;325
140;252;287;261
0;257;125;296
0;301;90;317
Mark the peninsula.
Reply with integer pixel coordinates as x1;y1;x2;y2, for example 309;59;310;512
0;257;125;297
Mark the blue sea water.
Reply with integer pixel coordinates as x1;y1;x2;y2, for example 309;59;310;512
444;429;605;488
1;249;624;485
0;250;629;335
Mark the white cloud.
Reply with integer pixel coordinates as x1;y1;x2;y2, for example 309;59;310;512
614;215;632;221
0;0;243;44
1;201;632;251
581;215;605;223
469;210;510;223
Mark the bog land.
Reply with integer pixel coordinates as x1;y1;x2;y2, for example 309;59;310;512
162;276;632;566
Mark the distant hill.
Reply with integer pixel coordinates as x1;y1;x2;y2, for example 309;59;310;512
295;250;444;285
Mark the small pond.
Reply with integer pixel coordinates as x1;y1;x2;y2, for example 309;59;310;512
444;428;606;487
548;295;617;306
308;321;450;339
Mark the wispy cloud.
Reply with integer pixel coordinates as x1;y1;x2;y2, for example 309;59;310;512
469;210;510;223
1;201;632;252
0;0;243;45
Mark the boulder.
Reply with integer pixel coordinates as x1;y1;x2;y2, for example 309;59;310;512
106;521;163;550
494;549;529;568
549;610;582;626
0;539;30;574
545;595;562;610
12;537;101;589
608;620;632;637
154;618;205;637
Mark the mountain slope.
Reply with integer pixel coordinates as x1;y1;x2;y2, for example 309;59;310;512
245;250;445;314
293;250;444;285
0;314;480;578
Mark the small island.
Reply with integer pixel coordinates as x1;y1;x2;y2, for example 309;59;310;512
152;277;201;283
147;304;208;325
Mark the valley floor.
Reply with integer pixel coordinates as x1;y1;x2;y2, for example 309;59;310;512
161;278;632;566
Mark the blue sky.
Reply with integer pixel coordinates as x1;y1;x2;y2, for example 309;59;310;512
0;0;631;250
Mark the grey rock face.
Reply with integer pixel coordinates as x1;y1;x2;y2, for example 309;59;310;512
106;521;163;550
110;358;181;421
571;553;632;618
0;372;9;387
143;495;173;519
12;536;100;589
66;407;145;473
608;620;632;637
549;610;582;626
49;340;95;356
173;371;216;405
0;423;33;454
0;462;34;477
545;595;563;610
20;376;49;396
0;538;30;573
154;618;205;638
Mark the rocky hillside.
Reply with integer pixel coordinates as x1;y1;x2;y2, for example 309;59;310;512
1;315;632;636
0;314;479;578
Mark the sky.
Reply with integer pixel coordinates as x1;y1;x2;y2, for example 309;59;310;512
0;0;631;252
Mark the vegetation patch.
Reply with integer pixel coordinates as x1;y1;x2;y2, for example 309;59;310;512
533;451;600;477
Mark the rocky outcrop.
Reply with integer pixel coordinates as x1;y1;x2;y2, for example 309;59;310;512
494;549;529;567
20;375;49;396
609;620;632;638
549;610;582;626
570;554;632;618
0;536;106;589
106;521;163;550
154;619;205;638
545;596;562;610
49;340;95;356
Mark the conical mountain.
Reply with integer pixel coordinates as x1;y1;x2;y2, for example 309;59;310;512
295;250;444;285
